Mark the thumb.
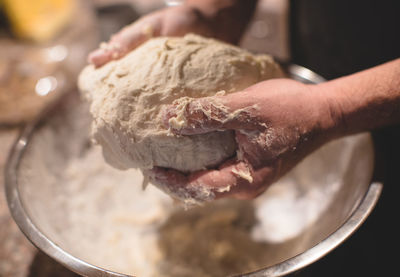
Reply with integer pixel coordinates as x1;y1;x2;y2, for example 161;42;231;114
162;91;264;135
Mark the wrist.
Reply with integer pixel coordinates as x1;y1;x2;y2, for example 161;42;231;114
308;83;344;143
311;59;400;138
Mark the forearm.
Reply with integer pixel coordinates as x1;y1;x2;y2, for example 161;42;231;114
185;0;258;43
318;59;400;137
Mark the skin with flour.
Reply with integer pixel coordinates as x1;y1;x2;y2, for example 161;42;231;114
88;0;400;202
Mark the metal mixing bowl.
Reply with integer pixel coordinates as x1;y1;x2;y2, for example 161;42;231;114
5;65;382;277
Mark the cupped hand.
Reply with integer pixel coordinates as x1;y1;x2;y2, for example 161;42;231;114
89;5;216;68
146;79;337;202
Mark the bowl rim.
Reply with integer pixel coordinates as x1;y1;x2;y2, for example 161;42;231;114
5;64;382;277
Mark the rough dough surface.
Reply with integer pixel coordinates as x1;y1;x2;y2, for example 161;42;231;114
78;34;282;172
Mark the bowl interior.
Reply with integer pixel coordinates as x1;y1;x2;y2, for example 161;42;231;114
12;88;375;277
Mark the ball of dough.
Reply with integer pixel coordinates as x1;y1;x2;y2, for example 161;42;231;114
78;34;282;172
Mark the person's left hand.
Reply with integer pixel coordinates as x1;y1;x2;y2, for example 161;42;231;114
88;0;257;68
88;2;251;68
145;79;337;202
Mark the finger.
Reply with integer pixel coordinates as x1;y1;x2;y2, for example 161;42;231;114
163;91;266;135
89;18;161;67
146;159;275;202
88;47;120;68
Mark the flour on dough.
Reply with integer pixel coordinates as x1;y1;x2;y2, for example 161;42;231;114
78;34;282;172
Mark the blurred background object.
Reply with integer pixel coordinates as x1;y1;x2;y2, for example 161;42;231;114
1;0;75;42
0;0;98;126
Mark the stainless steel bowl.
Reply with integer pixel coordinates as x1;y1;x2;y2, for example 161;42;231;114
5;65;382;277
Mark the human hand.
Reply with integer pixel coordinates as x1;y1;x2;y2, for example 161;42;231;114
89;5;215;67
146;79;337;202
89;0;257;68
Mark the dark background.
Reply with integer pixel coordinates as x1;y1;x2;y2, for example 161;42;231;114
290;1;400;276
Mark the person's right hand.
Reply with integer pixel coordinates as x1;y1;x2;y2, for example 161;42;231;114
145;79;338;202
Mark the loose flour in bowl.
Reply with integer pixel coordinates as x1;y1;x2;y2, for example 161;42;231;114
45;131;371;276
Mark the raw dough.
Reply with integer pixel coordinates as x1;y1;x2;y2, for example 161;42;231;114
78;34;282;172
